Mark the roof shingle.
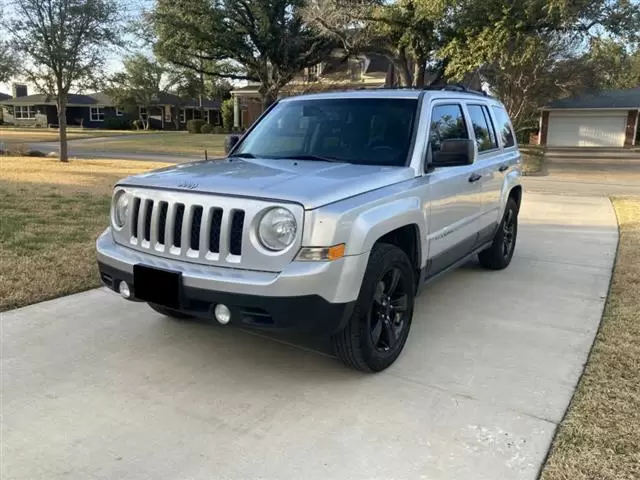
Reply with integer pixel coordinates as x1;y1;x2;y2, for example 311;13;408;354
546;87;640;109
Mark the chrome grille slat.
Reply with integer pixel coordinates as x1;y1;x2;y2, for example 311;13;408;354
182;205;194;255
149;200;161;247
117;188;303;272
137;198;149;246
217;209;231;258
199;207;213;258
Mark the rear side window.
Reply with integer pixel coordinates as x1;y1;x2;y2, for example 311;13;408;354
429;104;468;153
467;105;498;152
492;106;516;147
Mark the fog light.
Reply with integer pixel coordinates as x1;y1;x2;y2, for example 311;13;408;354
118;281;131;299
214;304;231;325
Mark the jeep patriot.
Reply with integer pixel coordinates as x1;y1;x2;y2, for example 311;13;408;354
97;87;523;372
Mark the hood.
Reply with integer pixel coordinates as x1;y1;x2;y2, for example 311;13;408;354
118;158;415;209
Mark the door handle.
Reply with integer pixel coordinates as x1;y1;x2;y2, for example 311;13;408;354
498;165;509;172
468;173;482;183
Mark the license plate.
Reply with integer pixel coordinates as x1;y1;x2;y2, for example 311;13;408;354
133;265;182;308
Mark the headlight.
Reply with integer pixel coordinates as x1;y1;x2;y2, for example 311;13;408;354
112;190;129;229
258;207;297;251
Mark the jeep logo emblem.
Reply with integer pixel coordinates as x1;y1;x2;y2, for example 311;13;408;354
178;182;198;190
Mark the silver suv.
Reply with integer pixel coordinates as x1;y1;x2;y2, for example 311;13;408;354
97;88;522;372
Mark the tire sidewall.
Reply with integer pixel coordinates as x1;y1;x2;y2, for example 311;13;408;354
356;246;415;371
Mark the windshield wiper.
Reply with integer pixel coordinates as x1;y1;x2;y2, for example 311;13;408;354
273;154;344;163
228;152;256;158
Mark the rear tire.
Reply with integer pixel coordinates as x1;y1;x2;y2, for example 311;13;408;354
148;303;193;320
478;197;519;270
331;243;415;372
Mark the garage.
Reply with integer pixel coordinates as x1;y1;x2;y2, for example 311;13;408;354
540;87;640;148
547;111;628;147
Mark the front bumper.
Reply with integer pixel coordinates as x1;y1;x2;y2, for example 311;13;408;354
96;229;366;333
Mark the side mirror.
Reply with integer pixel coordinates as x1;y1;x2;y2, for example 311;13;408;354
432;139;475;167
224;134;240;155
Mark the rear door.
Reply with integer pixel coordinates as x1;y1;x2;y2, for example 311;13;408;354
464;103;503;242
424;101;483;276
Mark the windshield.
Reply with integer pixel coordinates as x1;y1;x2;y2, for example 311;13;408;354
233;98;418;167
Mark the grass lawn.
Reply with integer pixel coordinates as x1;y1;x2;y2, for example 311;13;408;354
0;156;170;312
0;127;151;148
540;197;640;480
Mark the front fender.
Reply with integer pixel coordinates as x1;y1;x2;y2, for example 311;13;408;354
347;196;424;256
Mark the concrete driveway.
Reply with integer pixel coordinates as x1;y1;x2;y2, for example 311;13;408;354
2;193;618;480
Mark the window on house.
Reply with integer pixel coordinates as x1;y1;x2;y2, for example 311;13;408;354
139;107;148;120
467;104;498;152
14;105;36;119
115;108;124;117
90;107;104;122
308;64;319;81
428;104;469;154
179;109;186;123
492;106;516;147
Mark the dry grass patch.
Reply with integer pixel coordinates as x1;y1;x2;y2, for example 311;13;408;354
0;157;170;311
0;128;149;146
64;132;227;156
540;197;640;480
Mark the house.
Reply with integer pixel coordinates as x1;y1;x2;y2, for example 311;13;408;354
0;92;10;123
230;50;482;129
539;87;640;148
0;89;221;130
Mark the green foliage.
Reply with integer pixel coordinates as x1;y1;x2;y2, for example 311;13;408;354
186;119;206;134
221;99;234;132
200;123;214;133
584;38;640;90
103;116;133;130
152;0;336;107
106;54;166;131
7;0;122;162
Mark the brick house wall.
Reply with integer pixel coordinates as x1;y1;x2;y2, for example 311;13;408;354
625;109;639;146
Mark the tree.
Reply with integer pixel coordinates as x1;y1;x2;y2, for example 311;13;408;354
0;41;19;84
303;0;458;87
152;0;336;109
584;37;640;90
221;98;234;132
7;0;121;162
441;0;640;129
106;54;167;130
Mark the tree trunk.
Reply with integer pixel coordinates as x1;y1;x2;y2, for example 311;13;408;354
57;98;69;163
414;56;426;88
261;90;276;111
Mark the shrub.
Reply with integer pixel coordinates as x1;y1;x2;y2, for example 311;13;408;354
186;119;206;134
221;98;234;132
200;123;214;134
132;119;143;130
104;116;132;130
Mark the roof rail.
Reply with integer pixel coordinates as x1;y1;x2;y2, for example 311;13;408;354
377;83;490;97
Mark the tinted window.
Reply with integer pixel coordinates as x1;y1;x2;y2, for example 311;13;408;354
492;106;516;147
468;105;498;152
429;104;468;154
235;98;418;167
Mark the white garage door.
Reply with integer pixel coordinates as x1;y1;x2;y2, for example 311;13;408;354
547;111;627;147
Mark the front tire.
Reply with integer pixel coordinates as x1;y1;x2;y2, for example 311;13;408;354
478;197;519;270
148;303;193;320
331;243;415;372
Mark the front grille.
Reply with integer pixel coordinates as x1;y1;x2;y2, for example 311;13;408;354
129;197;246;259
114;188;303;272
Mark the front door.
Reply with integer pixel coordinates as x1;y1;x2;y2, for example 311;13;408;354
424;102;483;277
